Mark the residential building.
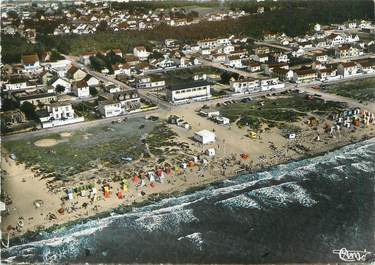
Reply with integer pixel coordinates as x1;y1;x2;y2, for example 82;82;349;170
98;91;141;118
225;55;243;68
14;90;57;106
167;81;211;104
293;69;318;83
38;102;84;128
337;62;359;77
136;76;165;89
21;54;40;72
72;79;90;98
133;46;150;60
273;67;294;81
230;78;260;94
318;68;338;81
259;77;285;90
66;65;87;80
335;45;360;59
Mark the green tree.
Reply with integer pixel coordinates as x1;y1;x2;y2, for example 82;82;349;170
55;84;65;93
50;50;65;61
89;86;98;96
20;102;37;120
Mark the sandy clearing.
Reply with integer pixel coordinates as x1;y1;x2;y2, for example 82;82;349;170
60;132;72;138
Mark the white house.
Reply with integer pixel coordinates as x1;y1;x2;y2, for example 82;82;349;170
259;77;285;90
39;102;84;128
251;54;269;63
167;81;211;104
79;51;96;65
326;33;346;47
112;63;131;76
84;75;100;87
318;68;338;81
136;76;165;89
193;130;216;144
133;46;150;60
225;55;243;68
4;81;28;91
49;77;71;93
98;101;123;118
337;62;359;77
230;78;260;94
98;91;141;118
72;80;90;98
273;53;289;63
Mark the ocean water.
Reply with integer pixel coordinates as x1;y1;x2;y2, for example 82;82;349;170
2;138;375;264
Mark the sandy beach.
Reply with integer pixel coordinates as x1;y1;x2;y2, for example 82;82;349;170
2;100;375;241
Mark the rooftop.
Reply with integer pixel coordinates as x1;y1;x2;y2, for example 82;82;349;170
168;80;211;91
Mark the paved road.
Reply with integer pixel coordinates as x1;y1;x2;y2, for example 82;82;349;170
72;62;134;91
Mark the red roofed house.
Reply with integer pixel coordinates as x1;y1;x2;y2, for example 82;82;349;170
22;54;40;72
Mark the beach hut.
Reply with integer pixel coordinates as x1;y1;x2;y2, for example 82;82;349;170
67;190;74;200
206;148;216;157
193;130;216;144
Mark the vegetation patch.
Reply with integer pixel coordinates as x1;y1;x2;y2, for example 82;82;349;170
219;93;346;130
322;77;375;102
2;118;172;180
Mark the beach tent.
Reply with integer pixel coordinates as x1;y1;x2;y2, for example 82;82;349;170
67;192;74;200
148;172;156;182
133;175;140;184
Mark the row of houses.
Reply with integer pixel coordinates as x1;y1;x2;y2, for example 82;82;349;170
2;2;248;40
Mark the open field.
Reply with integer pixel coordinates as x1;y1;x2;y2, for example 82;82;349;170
323;77;375;102
218;92;347;130
2;118;175;180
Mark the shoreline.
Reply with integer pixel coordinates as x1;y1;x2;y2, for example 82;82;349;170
4;134;375;246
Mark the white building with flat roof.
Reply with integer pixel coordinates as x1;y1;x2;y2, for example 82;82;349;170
167;81;211;104
194;130;216;144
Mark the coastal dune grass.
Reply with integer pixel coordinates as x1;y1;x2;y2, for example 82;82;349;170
2;119;174;180
220;94;346;130
323;77;375;102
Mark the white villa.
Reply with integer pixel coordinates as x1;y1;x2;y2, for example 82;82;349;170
39;102;84;128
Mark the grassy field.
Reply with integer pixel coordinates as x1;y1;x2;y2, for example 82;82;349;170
323;77;375;102
219;92;346;130
2;118;176;180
